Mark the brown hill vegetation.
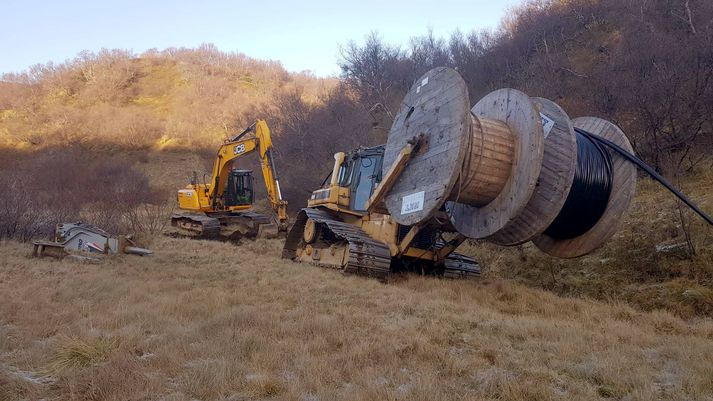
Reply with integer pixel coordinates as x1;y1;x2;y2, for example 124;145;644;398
0;44;333;150
3;1;711;204
338;0;713;174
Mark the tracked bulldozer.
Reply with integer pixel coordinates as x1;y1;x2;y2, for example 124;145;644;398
170;120;289;241
282;144;480;279
282;65;653;280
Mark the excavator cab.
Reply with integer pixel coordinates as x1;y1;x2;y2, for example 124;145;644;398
223;169;254;207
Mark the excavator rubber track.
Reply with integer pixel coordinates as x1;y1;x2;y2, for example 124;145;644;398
283;208;392;279
170;211;281;241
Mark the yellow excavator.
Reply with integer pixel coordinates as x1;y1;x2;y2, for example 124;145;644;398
282;144;479;279
171;119;288;240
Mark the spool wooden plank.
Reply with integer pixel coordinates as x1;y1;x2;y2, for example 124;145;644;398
446;89;545;239
533;117;637;258
383;67;470;226
489;97;577;245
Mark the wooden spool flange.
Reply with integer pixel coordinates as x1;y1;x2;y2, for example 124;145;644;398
383;67;471;226
488;97;577;245
533;117;637;258
446;89;545;239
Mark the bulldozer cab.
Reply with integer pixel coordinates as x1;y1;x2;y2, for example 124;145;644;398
308;145;384;213
343;147;384;212
224;169;254;207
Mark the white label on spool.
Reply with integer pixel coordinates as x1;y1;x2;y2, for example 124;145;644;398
416;77;429;94
401;191;425;215
540;113;555;138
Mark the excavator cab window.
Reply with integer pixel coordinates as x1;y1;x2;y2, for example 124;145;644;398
224;170;254;207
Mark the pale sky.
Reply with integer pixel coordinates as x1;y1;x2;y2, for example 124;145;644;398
1;0;520;77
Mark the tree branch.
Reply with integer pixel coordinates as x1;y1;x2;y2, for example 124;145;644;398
671;0;697;34
557;67;589;78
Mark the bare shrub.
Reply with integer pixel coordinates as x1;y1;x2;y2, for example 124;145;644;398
0;171;49;241
0;148;164;241
243;85;374;209
335;1;713;169
123;202;174;245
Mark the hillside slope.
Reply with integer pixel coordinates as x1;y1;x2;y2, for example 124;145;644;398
0;45;334;150
1;238;712;401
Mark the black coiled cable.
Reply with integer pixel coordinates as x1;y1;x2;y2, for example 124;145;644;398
544;130;614;240
576;127;713;227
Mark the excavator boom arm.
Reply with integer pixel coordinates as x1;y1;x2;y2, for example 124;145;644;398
254;120;288;224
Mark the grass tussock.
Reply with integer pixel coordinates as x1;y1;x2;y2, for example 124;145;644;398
1;237;712;400
46;336;119;373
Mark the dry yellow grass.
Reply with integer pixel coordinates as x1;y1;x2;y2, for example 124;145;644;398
1;237;712;400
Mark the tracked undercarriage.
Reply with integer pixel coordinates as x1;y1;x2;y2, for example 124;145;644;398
170;211;282;241
283;208;480;280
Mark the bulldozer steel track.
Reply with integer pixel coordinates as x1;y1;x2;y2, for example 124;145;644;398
442;253;481;279
283;208;392;279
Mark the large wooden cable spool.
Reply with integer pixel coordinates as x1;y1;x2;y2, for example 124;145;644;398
486;97;578;245
533;117;637;258
383;68;544;238
383;67;472;227
383;67;637;258
454;114;515;207
446;89;545;239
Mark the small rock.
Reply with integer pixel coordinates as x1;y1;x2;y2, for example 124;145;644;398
655;242;690;259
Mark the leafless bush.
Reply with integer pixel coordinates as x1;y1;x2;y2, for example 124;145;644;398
243;85;375;210
0;148;162;242
336;1;713;169
123;202;174;245
0;172;49;241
